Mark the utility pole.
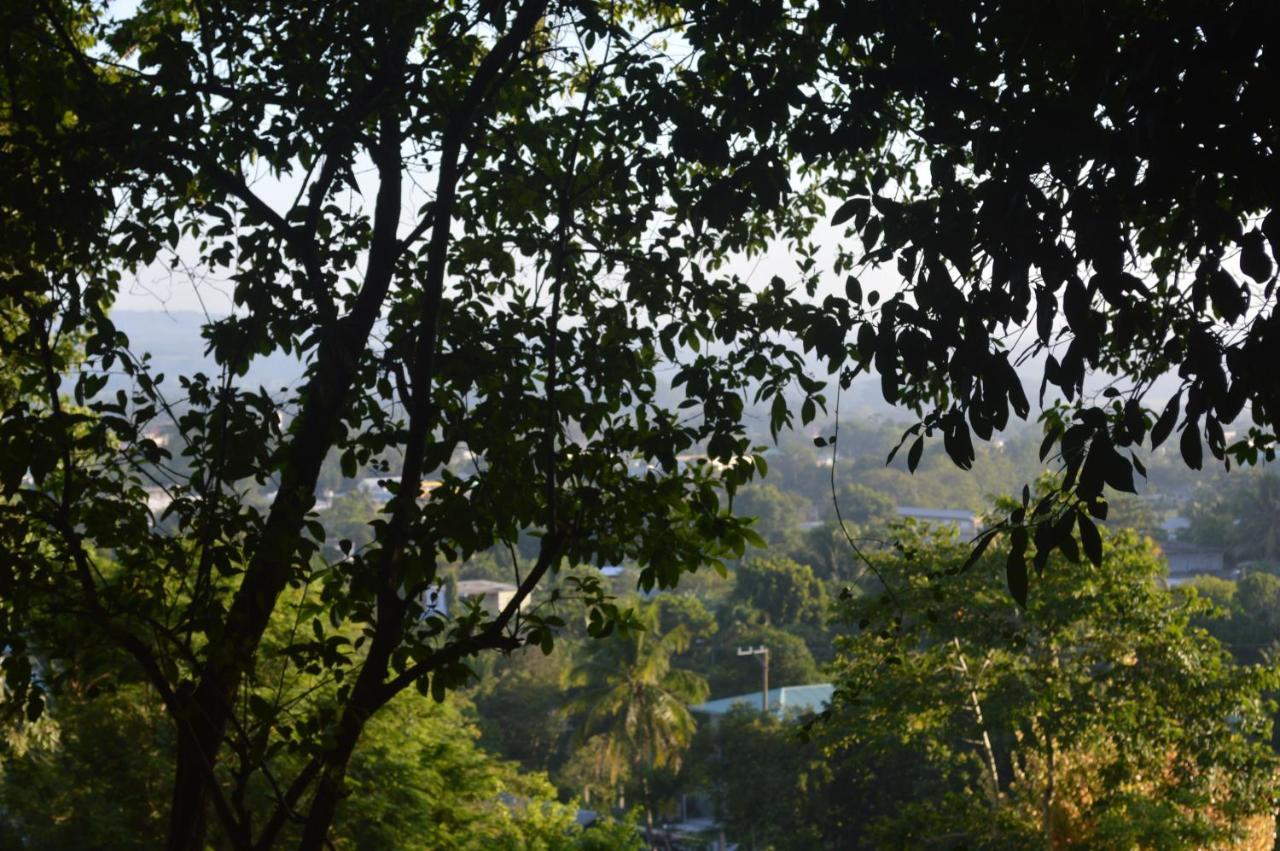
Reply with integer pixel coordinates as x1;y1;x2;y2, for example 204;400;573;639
737;645;770;713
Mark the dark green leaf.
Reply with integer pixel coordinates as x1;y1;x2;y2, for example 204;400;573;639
1241;229;1273;283
1102;449;1135;493
1006;528;1028;607
1180;423;1203;470
830;197;866;226
907;436;924;472
1078;513;1103;567
1151;392;1181;449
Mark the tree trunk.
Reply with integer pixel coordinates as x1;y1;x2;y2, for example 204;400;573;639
951;638;1002;805
166;324;378;850
169;724;211;850
642;775;656;850
283;4;549;846
296;595;404;850
1043;733;1055;848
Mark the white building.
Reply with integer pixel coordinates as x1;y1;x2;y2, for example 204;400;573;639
143;485;172;517
419;579;528;619
1159;540;1228;587
455;580;527;617
691;683;834;720
896;505;979;537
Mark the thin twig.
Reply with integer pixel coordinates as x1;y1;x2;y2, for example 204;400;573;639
829;379;901;610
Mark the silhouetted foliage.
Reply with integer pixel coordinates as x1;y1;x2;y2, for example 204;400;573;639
4;2;1279;846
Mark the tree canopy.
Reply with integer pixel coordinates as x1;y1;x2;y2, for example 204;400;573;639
796;0;1280;599
2;1;1278;846
821;521;1280;848
565;603;707;843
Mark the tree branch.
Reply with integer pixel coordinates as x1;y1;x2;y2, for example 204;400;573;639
190;155;335;323
378;524;570;702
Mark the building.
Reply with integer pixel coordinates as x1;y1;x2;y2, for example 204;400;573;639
143;485;172;517
357;477;442;502
357;477;392;502
420;579;530;619
690;683;833;720
896;505;979;537
454;579;526;617
1159;539;1228;586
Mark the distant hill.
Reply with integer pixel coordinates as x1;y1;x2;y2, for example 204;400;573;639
112;310;306;392
109;309;1186;429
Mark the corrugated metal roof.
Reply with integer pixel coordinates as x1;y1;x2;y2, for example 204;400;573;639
455;579;517;596
896;506;976;522
690;683;833;717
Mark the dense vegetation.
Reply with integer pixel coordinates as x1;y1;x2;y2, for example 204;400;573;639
11;475;1280;849
4;0;1280;847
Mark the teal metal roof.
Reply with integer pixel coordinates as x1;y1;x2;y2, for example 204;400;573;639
690;683;833;718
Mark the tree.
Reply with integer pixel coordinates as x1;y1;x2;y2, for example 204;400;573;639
729;556;828;628
819;520;1280;848
6;3;1280;845
2;3;819;847
565;604;709;843
746;0;1280;597
0;678;610;851
0;682;174;847
471;646;576;776
1187;472;1280;566
1187;571;1280;665
1099;492;1164;541
732;483;813;547
693;704;830;851
653;593;718;641
707;622;821;698
319;490;381;557
828;482;897;528
786;521;866;582
326;696;585;851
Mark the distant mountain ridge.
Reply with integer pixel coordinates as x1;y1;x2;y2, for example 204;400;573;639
109;309;1187;428
112;310;306;392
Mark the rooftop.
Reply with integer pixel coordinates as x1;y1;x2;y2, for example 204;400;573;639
896;506;977;522
455;579;518;596
690;683;833;718
1158;540;1225;556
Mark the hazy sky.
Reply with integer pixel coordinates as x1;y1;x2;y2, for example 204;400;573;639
112;164;887;316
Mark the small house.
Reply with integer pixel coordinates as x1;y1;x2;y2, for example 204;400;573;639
1159;539;1228;586
690;683;834;721
896;505;979;537
454;579;525;617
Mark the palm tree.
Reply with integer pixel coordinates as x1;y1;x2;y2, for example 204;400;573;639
566;603;709;846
